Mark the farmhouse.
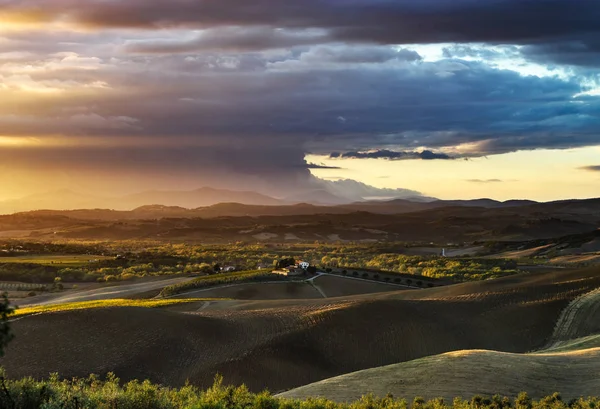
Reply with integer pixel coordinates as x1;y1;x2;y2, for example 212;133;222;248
273;265;305;277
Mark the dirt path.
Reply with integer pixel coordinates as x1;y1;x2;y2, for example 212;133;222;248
19;277;193;307
544;287;600;348
305;273;327;298
308;282;328;298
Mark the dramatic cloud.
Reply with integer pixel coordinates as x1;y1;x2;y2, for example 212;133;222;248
580;166;600;172
521;36;600;68
330;150;453;160
4;1;600;50
1;0;600;200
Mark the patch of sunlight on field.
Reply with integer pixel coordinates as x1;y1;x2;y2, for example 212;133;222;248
0;254;112;266
13;298;224;317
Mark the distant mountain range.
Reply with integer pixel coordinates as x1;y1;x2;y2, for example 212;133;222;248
11;196;600;222
0;180;433;214
0;187;284;214
1;197;598;243
3;185;599;223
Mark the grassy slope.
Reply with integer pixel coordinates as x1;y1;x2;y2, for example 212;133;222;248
278;347;600;402
12;298;219;317
2;267;600;393
0;254;111;266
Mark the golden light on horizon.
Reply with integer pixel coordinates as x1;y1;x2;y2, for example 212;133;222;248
0;136;42;147
306;146;600;202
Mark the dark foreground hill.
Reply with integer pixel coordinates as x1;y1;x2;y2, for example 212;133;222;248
2;267;600;392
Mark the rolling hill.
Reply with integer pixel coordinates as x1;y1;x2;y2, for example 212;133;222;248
2;266;600;393
278;347;600;402
280;276;600;401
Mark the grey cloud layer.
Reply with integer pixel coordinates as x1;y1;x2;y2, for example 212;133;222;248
125;27;329;53
2;46;599;153
5;1;600;69
6;1;599;42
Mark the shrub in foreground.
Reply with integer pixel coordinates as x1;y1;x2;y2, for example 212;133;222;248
0;373;597;409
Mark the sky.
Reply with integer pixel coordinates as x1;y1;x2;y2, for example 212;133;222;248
1;0;600;202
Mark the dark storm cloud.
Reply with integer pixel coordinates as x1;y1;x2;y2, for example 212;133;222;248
330;150;453;160
521;36;600;67
3;56;599;155
3;0;600;198
580;166;600;172
7;0;598;42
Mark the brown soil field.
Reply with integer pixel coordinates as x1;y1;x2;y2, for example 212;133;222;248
171;282;324;300
312;275;402;298
2;267;600;393
278;347;600;402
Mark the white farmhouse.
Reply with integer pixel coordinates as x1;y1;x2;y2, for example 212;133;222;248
299;261;310;270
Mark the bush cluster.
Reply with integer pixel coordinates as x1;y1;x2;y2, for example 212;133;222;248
0;373;595;409
0;240;525;285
